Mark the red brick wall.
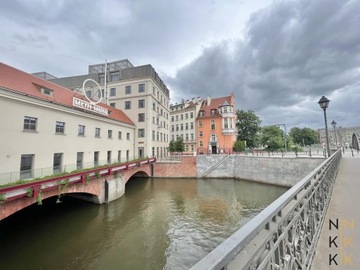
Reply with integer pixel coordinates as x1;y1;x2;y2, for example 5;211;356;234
154;156;197;178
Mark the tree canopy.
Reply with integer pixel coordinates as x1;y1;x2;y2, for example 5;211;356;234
236;110;262;148
168;136;185;152
260;125;285;150
289;127;319;146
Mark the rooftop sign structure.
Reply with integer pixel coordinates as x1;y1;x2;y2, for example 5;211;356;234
72;79;109;116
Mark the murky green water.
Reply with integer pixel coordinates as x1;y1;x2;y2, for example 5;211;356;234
0;178;287;270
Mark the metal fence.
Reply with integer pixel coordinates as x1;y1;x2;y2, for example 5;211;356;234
191;149;342;270
0;157;140;186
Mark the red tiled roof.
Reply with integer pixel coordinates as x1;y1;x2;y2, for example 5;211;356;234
199;95;235;117
0;62;134;126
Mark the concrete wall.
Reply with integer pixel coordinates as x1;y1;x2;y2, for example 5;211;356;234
154;156;197;178
197;155;325;187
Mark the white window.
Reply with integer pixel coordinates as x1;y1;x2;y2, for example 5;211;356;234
24;116;37;131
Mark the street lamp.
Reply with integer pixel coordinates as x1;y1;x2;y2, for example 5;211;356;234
331;120;338;148
318;96;331;157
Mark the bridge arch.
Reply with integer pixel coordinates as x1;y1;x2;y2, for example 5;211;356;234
352;133;360;150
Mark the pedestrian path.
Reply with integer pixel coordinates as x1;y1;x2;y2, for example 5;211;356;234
311;149;360;269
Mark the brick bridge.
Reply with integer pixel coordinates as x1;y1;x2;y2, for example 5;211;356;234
0;158;155;221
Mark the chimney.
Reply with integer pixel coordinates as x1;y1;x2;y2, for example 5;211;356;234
207;96;211;106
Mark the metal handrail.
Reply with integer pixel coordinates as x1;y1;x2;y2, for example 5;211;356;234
191;149;342;270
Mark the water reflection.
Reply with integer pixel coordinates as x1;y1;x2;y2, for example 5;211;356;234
0;178;287;270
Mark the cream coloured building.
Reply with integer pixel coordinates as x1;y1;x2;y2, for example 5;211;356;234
48;60;170;159
0;63;136;183
170;98;203;153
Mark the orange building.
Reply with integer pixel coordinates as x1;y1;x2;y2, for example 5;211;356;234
196;94;237;154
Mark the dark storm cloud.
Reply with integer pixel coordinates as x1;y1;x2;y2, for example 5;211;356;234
168;0;360;127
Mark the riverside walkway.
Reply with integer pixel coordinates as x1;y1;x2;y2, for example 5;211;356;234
311;149;360;269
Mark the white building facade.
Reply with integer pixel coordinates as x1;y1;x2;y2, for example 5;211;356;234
0;63;136;183
170;98;203;153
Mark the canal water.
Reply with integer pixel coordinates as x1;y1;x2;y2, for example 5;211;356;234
0;178;288;270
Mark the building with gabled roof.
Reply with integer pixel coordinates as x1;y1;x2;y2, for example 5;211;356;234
196;94;237;154
170;97;203;153
0;62;136;183
47;59;171;159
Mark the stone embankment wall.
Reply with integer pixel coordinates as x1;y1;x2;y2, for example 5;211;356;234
197;155;325;187
154;156;197;178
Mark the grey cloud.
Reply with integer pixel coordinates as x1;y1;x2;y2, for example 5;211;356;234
168;0;360;128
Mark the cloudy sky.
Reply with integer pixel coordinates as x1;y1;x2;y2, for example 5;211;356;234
1;0;360;130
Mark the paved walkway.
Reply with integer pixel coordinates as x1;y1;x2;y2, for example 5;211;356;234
311;149;360;269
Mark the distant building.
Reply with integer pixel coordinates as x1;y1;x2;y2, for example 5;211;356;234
170;98;203;153
318;125;360;148
196;94;237;154
0;63;135;181
48;59;170;159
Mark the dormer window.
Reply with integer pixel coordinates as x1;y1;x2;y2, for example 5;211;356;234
41;87;53;96
199;110;205;117
211;109;216;115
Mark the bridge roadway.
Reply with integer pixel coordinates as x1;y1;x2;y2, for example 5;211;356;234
311;149;360;269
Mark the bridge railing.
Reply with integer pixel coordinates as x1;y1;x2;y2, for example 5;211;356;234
0;156;149;186
191;149;342;270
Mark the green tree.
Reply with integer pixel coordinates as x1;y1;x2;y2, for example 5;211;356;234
236;110;262;148
260;126;284;150
175;136;185;152
168;140;176;153
168;137;185;153
233;140;246;152
289;127;319;146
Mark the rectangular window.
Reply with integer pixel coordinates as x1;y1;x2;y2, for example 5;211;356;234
125;85;132;94
110;72;120;81
95;127;101;138
181;124;183;130
185;134;189;141
153;102;156;111
180;114;183;120
118;150;121;162
176;115;178;121
199;131;203;137
139;83;145;92
110;102;116;108
76;152;83;170
53;153;62;174
211;120;215;130
190;123;194;130
118;131;122;139
126;133;130;140
107;151;112;164
172;125;174;132
108;129;113;139
78;125;85;136
55;121;65;133
138;99;145;108
199;141;203;147
99;75;105;83
94;151;99;166
190;112;194;118
110;88;116;96
138;129;145;137
199;121;203;127
125;101;131;110
176;124;179;131
171;116;174;122
20;154;34;179
185;113;188;119
191;133;194;140
185;123;188;130
152;130;155;141
138;113;145;122
23;116;37;131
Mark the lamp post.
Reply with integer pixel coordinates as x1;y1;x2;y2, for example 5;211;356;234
318;96;331;157
331;120;338;148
